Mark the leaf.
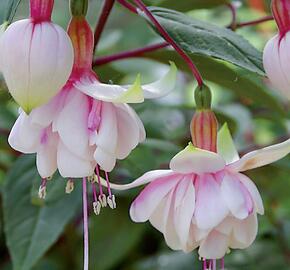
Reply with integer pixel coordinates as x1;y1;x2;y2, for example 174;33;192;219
144;7;265;75
2;155;82;270
144;0;230;11
88;203;145;270
0;0;22;24
144;50;284;116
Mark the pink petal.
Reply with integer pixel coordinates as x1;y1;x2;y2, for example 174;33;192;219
195;174;229;230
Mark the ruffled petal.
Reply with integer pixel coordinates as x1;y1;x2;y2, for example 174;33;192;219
195;175;229;230
57;141;94;178
55;89;92;160
8;112;42;153
142;61;177;99
217;123;239;164
36;128;58;178
130;173;180;222
221;173;252;219
75;74;144;104
173;176;196;250
199;230;229;259
229;138;290;172
170;143;225;174
237;173;264;215
114;104;144;159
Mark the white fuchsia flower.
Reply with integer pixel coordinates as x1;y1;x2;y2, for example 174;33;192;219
8;16;177;210
263;0;290;100
0;0;74;112
103;122;290;267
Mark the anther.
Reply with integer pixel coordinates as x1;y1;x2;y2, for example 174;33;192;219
93;201;101;215
38;178;47;199
65;179;74;194
107;195;116;209
98;194;107;207
87;175;94;183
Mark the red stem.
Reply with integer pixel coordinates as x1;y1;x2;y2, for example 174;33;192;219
117;0;137;13
93;42;168;66
133;0;204;87
227;3;237;30
94;0;116;53
236;15;274;28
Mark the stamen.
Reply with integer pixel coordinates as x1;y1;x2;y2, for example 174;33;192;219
95;165;103;196
93;201;101;215
221;258;225;270
104;171;112;198
38;178;47;199
212;260;216;270
66;179;74;194
208;260;212;270
92;182;98;202
107;195;116;209
203;259;207;270
98;194;107;207
82;178;89;270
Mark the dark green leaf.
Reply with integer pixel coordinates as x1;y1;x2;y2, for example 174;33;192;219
3;155;82;270
144;0;229;11
145;7;265;75
0;0;22;24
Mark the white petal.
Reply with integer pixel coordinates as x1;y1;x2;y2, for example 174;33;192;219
57;141;94;178
229;138;290;172
237;173;264;215
217;123;239;164
93;147;116;172
170;143;225;174
174;177;196;250
230;214;258;249
199;230;229;259
55;89;92;160
75;75;144;104
263;35;290;99
100;170;175;190
36;129;58;178
142;61;177;99
8;112;42;153
195;175;229;230
130;173;180;222
114;104;143;159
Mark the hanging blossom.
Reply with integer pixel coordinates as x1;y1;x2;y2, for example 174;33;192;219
8;16;177;212
0;0;74;112
263;0;290;100
102;109;290;268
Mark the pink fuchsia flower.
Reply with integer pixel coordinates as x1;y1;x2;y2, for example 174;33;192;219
0;0;74;112
263;0;290;100
8;16;177;207
103;124;290;262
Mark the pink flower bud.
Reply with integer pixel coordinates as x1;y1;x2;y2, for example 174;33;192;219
190;110;218;152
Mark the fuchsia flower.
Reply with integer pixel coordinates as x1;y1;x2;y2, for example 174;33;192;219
263;0;290;99
8;16;177;209
104;112;290;267
0;0;74;112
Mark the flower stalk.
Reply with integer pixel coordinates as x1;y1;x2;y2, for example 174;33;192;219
30;0;54;22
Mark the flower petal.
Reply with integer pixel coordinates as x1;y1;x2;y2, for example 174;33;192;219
36;128;58;178
237;173;264;215
100;170;175;190
170;143;225;174
141;61;177;99
229;138;290;172
57;141;95;178
199;230;229;259
174;176;196;250
8;112;42;153
130;173;180;223
217;123;239;164
195;175;229;230
221;173;251;219
75;74;144;104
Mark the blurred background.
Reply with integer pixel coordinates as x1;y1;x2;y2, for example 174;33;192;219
1;0;290;269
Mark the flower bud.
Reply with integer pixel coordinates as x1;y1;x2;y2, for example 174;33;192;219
190;110;218;152
0;0;74;113
194;84;212;110
70;0;88;17
263;1;290;100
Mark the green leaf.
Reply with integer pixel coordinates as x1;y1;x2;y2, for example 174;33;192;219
144;50;284;116
2;155;82;270
144;0;229;11
0;0;22;24
145;7;265;75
